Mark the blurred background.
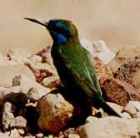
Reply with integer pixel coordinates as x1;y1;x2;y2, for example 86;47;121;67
0;0;140;54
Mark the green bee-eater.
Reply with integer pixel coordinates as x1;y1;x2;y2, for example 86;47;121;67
25;18;121;122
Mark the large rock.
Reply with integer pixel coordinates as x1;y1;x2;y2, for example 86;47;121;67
101;78;140;106
0;64;35;87
12;74;51;100
37;93;74;134
79;117;140;138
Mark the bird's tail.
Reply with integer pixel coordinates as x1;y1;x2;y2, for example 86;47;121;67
101;101;121;117
93;96;121;117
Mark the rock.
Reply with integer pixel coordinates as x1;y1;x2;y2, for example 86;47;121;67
6;48;31;64
114;56;140;88
93;40;115;64
18;129;25;135
79;117;140;138
124;101;140;118
42;76;60;89
9;128;22;138
80;39;115;64
68;134;80;138
123;101;137;117
37;93;74;133
86;116;98;123
94;57;113;81
127;101;140;111
12;74;50;100
0;132;10;138
2;102;15;131
35;133;44;138
0;64;35;87
27;87;45;101
121;112;131;119
0;86;21;106
80;38;95;56
10;116;27;128
24;136;35;138
101;78;140;106
63;128;77;138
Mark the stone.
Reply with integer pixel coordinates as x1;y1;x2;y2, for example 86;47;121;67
86;116;98;123
18;129;25;135
12;74;50;100
93;40;115;64
0;132;9;138
0;64;35;87
0;86;20;106
101;78;140;106
9;128;22;138
121;112;131;119
37;93;74;134
128;101;140;111
123;101;137;117
2;102;15;131
94;57;113;81
10;116;27;128
79;117;140;138
35;133;44;138
68;134;80;138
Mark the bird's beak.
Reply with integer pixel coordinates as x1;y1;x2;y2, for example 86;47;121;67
24;17;48;28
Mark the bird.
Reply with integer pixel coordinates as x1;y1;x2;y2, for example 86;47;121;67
25;18;121;123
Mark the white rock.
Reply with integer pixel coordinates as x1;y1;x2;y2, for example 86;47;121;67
68;134;80;138
79;117;140;138
80;38;96;55
2;102;15;130
128;101;140;111
0;64;35;87
10;116;27;128
0;132;9;138
9;128;22;138
121;112;132;119
93;40;115;64
80;39;115;64
123;101;137;117
86;116;98;123
13;74;50;99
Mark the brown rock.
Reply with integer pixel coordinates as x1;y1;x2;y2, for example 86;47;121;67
101;78;140;106
94;57;113;81
114;56;140;88
37;93;74;134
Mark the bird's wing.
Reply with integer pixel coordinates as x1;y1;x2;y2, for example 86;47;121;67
59;44;102;97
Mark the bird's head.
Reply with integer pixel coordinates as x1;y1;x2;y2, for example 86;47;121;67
25;18;79;44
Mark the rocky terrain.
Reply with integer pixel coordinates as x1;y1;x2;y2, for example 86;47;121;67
0;40;139;138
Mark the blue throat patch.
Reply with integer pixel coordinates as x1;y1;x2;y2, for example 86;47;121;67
54;33;68;45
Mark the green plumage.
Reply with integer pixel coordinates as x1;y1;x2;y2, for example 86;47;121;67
25;18;121;122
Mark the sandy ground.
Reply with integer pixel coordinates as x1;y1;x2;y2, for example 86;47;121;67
0;0;140;56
